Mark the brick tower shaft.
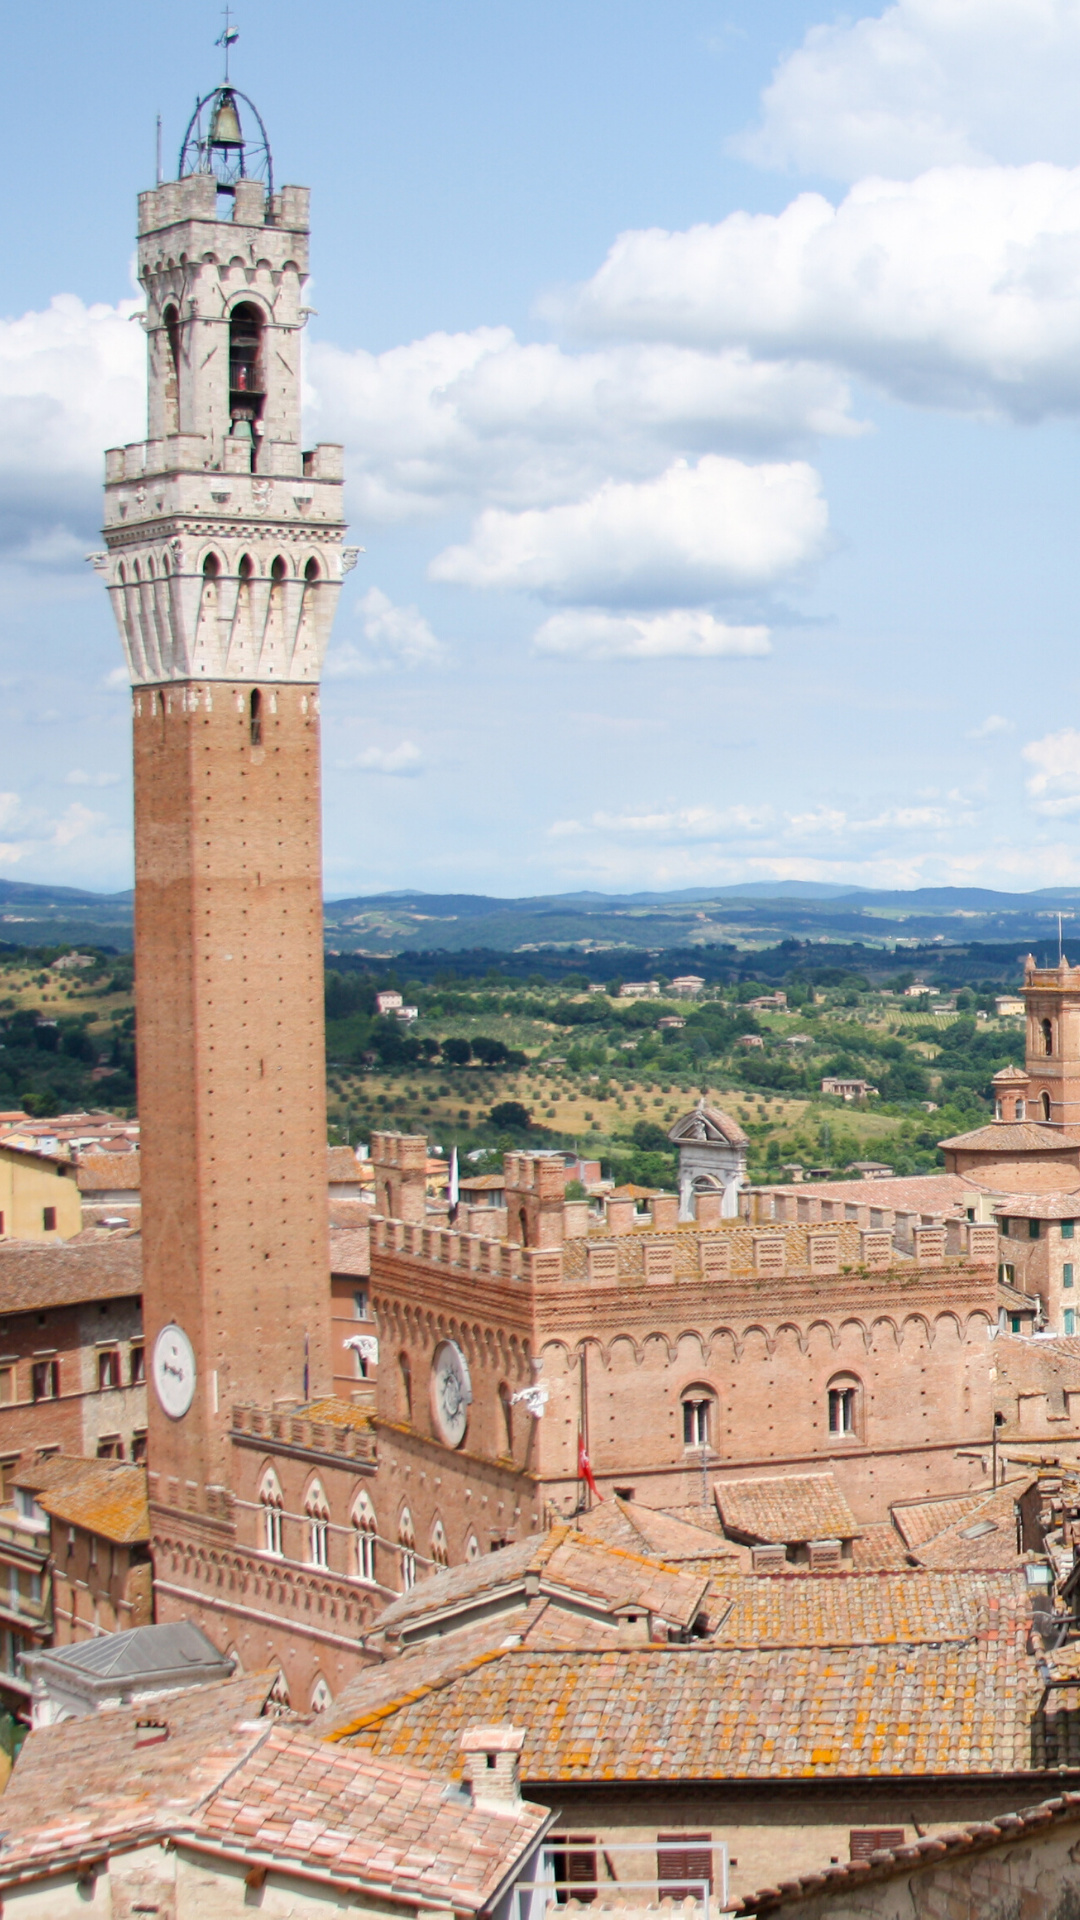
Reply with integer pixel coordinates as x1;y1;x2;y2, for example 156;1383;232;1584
134;680;332;1499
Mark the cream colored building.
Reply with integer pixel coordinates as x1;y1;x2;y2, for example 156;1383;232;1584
0;1144;81;1241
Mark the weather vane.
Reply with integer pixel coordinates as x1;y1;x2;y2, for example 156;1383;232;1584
216;6;239;83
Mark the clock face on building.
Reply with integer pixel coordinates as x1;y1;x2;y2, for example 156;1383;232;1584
152;1323;197;1420
429;1340;472;1449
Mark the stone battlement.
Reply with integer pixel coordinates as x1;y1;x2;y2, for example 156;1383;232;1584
369;1211;996;1286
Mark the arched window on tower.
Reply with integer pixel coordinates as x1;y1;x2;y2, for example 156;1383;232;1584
249;687;262;747
162;302;181;433
351;1489;377;1584
259;1468;283;1557
399;1509;417;1592
305;1479;330;1570
681;1387;714;1449
431;1518;448;1569
310;1676;332;1714
399;1351;412;1422
1042;1092;1052;1121
498;1382;514;1458
1044;1018;1054;1056
228;302;264;466
827;1373;862;1439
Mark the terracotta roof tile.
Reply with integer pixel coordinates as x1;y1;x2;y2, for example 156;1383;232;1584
37;1461;148;1543
0;1237;142;1312
709;1569;1028;1648
75;1153;141;1193
576;1498;746;1567
330;1624;1071;1782
939;1122;1080;1151
715;1474;859;1546
995;1193;1080;1219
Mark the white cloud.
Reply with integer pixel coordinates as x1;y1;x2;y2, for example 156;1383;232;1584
305;330;858;523
430;455;827;605
532;608;771;660
968;713;1014;738
1023;727;1080;813
340;742;425;776
52;801;106;847
324;588;446;678
565;165;1080;418
737;0;1080;183
0;295;143;561
65;768;121;787
102;666;130;690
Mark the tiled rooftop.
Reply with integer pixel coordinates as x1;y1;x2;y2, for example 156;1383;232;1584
576;1496;746;1568
715;1474;859;1545
372;1526;711;1639
996;1193;1080;1220
0;1237;142;1312
75;1153;141;1192
709;1569;1029;1648
751;1174;971;1215
195;1722;550;1909
0;1673;548;1907
329;1627;1079;1782
912;1480;1033;1572
38;1460;148;1544
939;1123;1080;1151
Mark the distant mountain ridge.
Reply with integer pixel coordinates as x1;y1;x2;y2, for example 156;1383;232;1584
4;878;1080;957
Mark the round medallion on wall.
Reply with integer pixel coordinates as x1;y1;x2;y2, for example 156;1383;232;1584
152;1323;197;1420
429;1339;472;1449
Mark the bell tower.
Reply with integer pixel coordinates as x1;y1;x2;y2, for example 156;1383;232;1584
100;84;355;1525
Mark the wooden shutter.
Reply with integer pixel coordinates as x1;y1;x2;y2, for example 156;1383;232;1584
849;1830;904;1861
659;1832;713;1896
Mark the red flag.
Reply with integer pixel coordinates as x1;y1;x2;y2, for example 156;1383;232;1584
577;1433;601;1500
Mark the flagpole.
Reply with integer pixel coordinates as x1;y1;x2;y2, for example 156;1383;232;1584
580;1344;590;1511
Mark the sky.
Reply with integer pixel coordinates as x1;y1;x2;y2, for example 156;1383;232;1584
7;0;1080;899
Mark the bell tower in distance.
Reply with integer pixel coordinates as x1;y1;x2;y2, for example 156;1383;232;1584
100;80;355;1529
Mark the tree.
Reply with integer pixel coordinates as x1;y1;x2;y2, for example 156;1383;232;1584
630;1119;670;1153
473;1036;510;1066
490;1100;531;1131
442;1037;472;1065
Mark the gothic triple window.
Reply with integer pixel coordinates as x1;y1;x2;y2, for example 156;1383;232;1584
259;1468;283;1557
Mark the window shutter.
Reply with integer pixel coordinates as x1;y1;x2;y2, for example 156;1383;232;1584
659;1833;713;1894
849;1829;904;1861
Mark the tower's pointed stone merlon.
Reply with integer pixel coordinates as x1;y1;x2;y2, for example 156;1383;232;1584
668;1099;748;1220
99;122;354;1527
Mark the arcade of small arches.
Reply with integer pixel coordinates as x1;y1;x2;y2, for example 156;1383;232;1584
253;1466;473;1594
536;1308;995;1370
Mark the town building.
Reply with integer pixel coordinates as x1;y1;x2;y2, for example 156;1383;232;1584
0;1668;552;1919
669;1100;748;1219
820;1077;878;1103
0;1239;145;1468
21;1619;232;1727
0;1143;81;1242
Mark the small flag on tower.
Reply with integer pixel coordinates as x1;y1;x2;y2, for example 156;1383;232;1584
448;1145;459;1216
578;1433;601;1501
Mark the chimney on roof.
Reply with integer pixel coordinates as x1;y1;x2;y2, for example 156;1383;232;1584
615;1602;655;1645
459;1725;525;1810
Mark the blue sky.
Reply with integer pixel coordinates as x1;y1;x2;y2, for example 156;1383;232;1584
6;0;1080;897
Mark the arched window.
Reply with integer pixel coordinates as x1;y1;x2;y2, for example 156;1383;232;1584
399;1508;417;1591
351;1488;377;1584
201;552;220;622
465;1532;480;1563
1042;1092;1052;1121
681;1387;714;1449
1016;1099;1026;1121
270;554;287;588
163;302;181;432
249;687;262;747
431;1518;448;1569
310;1676;332;1714
518;1206;530;1247
498;1382;514;1457
259;1468;283;1557
827;1373;862;1439
229;302;263;397
304;556;320;583
399;1351;412;1421
305;1478;330;1569
1043;1018;1054;1056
